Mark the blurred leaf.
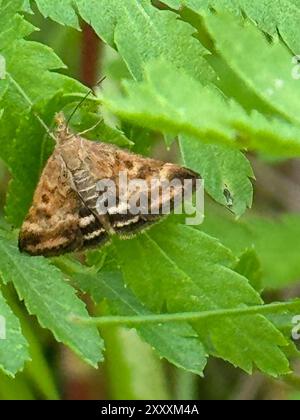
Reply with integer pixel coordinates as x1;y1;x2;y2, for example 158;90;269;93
4;288;60;399
21;0;32;13
103;326;171;399
247;216;300;289
104;59;300;157
234;249;263;293
202;206;300;289
0;371;35;400
203;13;300;126
0;286;29;376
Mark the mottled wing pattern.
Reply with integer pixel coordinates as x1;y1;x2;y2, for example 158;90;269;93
80;139;199;237
19;127;199;257
18;149;109;257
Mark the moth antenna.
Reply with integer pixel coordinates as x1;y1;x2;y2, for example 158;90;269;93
66;76;106;129
7;73;57;142
77;119;104;137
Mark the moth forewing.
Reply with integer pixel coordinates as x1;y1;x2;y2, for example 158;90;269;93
19;115;200;256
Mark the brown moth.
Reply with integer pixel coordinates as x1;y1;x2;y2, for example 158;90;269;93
18;113;199;257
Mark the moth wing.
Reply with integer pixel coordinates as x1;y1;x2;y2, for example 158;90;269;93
85;140;199;236
18;150;108;257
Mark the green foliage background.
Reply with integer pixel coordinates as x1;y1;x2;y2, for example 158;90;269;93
1;0;300;400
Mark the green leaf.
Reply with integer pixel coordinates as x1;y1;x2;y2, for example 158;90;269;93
0;54;5;79
111;0;213;82
75;0;121;46
0;286;29;377
234;249;263;293
0;2;88;226
55;256;207;376
0;0;34;50
63;102;134;148
0;0;84;109
250;216;300;289
34;0;80;29
2;0;300;382
2;95;88;227
113;221;290;376
0;230;104;367
34;0;214;82
79;119;134;148
21;0;32;13
4;102;59;227
163;0;300;55
4;41;85;107
104;59;300;157
203;13;300;126
180;136;254;216
201;205;300;289
6;291;59;399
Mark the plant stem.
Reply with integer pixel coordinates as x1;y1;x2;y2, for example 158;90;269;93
80;23;102;87
72;300;300;327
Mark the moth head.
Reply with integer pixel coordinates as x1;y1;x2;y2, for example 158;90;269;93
55;112;72;144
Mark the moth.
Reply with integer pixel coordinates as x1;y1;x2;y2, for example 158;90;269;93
18;113;199;257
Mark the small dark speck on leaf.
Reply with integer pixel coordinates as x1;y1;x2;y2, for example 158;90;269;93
224;187;233;207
